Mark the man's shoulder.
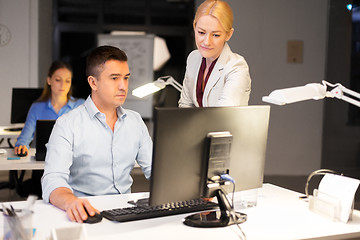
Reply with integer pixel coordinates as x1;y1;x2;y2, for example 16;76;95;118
122;108;142;119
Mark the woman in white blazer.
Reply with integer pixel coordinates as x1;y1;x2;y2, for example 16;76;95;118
178;0;251;107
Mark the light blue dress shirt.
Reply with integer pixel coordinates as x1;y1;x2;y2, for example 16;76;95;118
41;96;152;203
15;97;85;148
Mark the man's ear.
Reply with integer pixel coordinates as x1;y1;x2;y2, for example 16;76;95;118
88;76;97;91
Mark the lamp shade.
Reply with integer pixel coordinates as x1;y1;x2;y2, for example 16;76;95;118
262;83;327;105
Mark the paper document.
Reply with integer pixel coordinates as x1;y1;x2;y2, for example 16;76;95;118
318;173;360;222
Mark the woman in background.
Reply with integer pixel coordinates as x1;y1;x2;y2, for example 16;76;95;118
14;60;84;198
178;0;251;107
15;60;84;155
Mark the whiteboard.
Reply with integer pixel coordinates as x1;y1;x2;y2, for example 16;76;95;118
97;34;154;118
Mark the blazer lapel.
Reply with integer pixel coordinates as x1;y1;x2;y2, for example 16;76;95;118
191;52;203;107
202;43;231;105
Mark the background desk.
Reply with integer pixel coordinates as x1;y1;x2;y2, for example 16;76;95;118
0;125;22;139
1;184;360;240
0;148;42;191
0;125;23;147
0;148;43;171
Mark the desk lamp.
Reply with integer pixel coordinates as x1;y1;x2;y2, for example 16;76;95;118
262;80;360;107
132;76;182;98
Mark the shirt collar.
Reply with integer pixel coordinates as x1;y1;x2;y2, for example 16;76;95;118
84;95;127;120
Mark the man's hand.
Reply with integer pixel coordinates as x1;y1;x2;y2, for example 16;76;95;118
49;187;99;223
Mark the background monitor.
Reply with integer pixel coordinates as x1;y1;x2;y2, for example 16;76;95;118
149;106;270;206
11;88;43;124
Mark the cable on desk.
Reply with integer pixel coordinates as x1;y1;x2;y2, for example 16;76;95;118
305;169;341;198
218;175;247;240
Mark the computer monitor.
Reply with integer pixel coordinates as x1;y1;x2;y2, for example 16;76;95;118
10;88;43;124
149;106;270;207
35;120;56;161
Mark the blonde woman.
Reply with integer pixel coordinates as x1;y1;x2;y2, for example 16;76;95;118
179;0;251;107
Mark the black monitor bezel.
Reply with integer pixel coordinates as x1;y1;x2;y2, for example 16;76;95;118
149;106;270;206
10;88;43;124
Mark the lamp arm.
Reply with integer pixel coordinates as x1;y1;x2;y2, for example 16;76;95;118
322;80;360;107
169;79;183;92
160;76;183;92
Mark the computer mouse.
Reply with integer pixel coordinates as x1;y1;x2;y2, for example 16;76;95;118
0;149;6;155
17;151;28;157
83;208;103;224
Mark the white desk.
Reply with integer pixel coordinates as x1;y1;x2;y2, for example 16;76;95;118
0;148;42;191
1;184;360;240
0;148;43;171
0;124;23;149
0;125;23;139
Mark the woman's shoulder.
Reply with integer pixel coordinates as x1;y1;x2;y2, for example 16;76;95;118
74;98;85;104
29;100;47;110
220;44;248;67
187;49;202;64
69;97;85;107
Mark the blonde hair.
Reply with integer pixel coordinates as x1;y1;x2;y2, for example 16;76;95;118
193;0;234;33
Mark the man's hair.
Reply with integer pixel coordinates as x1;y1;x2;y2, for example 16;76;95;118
86;45;128;78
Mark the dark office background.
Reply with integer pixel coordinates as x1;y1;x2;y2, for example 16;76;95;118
350;0;360;125
52;0;195;108
51;0;360;177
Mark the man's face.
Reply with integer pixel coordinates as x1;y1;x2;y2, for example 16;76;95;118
90;60;130;109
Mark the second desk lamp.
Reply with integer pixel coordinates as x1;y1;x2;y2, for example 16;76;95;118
132;76;182;98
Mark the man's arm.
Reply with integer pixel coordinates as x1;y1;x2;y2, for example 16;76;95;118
49;187;99;223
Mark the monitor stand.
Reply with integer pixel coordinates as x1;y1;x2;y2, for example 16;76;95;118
128;197;149;207
183;189;247;228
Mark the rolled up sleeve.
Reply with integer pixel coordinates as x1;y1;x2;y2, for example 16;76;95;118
41;117;74;203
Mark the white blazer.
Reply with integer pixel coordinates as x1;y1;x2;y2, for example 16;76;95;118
178;43;251;107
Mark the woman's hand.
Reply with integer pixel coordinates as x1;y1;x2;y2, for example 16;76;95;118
14;145;29;156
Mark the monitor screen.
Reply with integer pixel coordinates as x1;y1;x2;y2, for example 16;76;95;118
35;120;56;161
11;88;43;124
149;106;270;206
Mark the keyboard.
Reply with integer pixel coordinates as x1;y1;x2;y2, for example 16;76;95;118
101;198;218;222
4;127;23;132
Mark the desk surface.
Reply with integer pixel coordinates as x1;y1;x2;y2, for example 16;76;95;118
0;124;23;139
0;148;43;170
1;184;360;240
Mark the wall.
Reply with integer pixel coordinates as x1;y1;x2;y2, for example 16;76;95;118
195;0;328;175
0;0;51;126
0;0;35;125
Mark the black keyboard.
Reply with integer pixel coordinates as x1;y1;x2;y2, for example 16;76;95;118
101;198;218;222
4;127;23;132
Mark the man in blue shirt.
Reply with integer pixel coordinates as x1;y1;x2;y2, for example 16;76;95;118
41;46;152;223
